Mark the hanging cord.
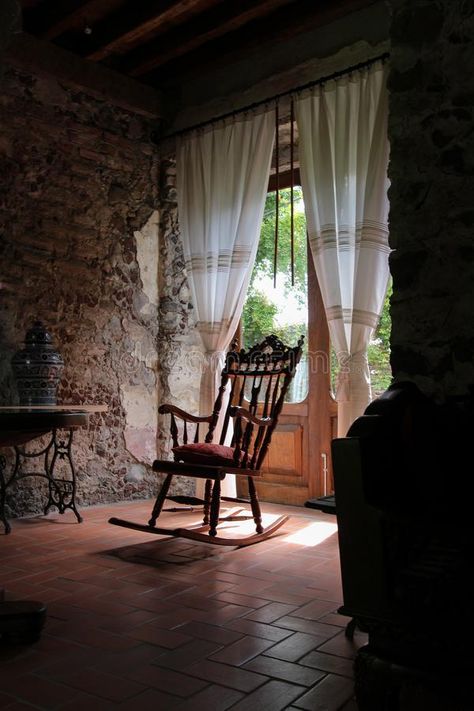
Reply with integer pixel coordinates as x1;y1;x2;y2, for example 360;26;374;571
273;100;279;289
290;97;295;287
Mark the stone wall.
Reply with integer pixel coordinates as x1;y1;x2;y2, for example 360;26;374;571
156;158;203;498
0;65;162;516
388;0;474;398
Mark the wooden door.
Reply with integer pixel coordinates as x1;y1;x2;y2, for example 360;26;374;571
237;251;337;505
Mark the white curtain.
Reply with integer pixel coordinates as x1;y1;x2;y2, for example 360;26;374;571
176;110;275;494
295;60;390;436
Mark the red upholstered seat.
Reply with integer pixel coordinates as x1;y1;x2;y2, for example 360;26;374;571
172;442;239;466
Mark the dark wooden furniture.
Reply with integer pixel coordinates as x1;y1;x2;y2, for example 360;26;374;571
110;334;304;546
332;382;474;710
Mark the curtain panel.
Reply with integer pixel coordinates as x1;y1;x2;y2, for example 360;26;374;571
176;110;275;494
295;60;390;436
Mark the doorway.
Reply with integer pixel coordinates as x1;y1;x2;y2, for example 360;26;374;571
238;174;337;504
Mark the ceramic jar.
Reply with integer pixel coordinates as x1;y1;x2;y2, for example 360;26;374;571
11;322;64;405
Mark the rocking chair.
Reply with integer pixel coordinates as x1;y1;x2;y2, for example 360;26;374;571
109;334;304;546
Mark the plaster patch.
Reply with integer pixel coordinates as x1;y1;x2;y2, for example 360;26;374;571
125;463;147;483
134;209;159;313
121;384;158;464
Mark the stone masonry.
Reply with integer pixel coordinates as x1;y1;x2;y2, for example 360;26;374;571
388;0;474;398
0;66;162;516
156;157;203;498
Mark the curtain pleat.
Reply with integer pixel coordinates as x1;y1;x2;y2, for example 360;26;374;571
176;110;275;494
295;61;390;436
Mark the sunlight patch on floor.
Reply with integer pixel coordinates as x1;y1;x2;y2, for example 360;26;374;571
283;521;338;547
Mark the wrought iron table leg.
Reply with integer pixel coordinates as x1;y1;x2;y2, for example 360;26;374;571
44;429;82;523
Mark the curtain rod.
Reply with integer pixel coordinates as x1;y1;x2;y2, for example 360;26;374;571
160;51;390;142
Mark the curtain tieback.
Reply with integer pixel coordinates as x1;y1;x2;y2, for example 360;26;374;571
202;350;226;378
203;349;225;363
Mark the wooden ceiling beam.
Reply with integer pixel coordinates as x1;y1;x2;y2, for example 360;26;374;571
145;0;379;87
119;0;299;77
85;0;222;61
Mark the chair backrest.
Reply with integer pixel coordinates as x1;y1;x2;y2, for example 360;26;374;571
206;334;304;470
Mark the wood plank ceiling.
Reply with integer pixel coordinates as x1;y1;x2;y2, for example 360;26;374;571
20;0;379;91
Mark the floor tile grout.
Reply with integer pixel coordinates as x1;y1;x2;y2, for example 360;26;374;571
1;499;364;710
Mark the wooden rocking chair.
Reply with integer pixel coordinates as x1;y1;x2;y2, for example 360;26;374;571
109;334;304;546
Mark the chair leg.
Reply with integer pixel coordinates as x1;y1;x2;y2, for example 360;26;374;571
209;479;221;537
148;473;173;527
203;479;212;525
248;476;263;534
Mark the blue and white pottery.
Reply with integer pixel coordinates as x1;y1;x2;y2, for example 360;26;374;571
11;322;64;405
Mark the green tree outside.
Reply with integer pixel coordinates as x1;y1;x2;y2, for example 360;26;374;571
242;187;392;399
368;283;392;397
242;187;308;351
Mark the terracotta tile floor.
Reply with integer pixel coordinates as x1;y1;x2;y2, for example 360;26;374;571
0;500;367;710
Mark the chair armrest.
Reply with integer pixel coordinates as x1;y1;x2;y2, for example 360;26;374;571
228;406;273;427
158;403;212;424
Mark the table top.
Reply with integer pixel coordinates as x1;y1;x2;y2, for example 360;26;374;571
0;407;106;446
0;410;89;429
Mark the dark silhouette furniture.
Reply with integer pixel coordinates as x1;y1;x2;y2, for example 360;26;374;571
332;381;474;710
110;334;304;546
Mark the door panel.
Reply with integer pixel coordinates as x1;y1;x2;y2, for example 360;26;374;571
261;423;302;474
256;419;307;505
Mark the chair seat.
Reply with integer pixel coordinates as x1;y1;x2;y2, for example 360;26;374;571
173;442;240;467
152;458;261;479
